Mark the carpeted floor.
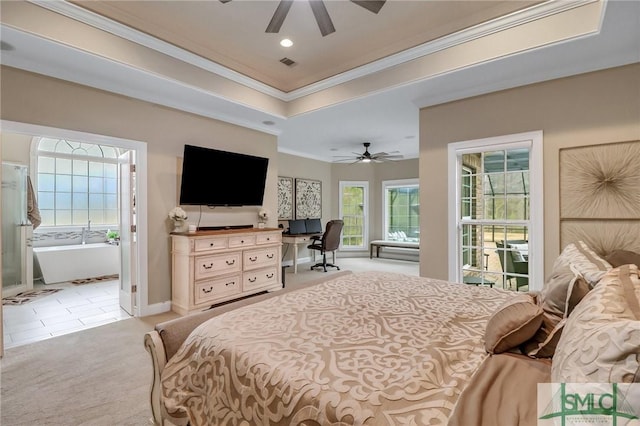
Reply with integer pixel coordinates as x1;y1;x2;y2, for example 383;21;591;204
0;257;417;425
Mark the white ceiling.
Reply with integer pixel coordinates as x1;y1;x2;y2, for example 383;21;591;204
1;0;639;162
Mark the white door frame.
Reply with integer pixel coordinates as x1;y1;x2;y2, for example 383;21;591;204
0;120;149;316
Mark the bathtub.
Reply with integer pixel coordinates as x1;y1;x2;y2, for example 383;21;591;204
34;243;120;284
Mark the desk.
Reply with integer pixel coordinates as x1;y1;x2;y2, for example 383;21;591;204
282;233;322;274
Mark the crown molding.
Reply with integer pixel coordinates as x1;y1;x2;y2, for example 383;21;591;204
31;0;599;103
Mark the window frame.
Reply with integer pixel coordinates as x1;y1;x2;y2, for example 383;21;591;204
338;180;369;251
447;131;544;290
381;178;419;242
31;137;124;230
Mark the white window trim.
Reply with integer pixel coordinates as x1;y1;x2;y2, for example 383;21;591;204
447;131;544;290
339;180;369;251
381;178;419;241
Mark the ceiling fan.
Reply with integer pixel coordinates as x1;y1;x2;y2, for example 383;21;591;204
333;142;404;164
219;0;386;37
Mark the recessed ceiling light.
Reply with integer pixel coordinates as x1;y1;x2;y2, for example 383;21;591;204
262;120;275;126
280;39;293;48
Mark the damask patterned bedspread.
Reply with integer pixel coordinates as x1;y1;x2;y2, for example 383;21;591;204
161;271;513;425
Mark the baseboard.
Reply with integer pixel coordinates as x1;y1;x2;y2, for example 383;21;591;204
139;300;172;317
282;256;312;267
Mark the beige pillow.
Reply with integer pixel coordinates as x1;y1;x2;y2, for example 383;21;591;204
552;265;640;383
522;261;590;358
605;249;640;268
553;240;612;286
485;294;544;354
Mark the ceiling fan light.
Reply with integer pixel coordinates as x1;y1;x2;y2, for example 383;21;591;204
280;38;293;47
361;158;371;163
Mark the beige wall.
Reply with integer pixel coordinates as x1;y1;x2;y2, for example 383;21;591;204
332;158;420;253
275;154;419;261
1;66;279;306
276;153;332;262
419;63;640;281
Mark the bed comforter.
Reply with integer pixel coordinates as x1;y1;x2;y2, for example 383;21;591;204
161;271;514;425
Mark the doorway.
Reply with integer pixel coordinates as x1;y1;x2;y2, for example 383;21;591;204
1;120;148;350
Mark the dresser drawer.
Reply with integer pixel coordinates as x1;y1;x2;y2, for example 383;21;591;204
243;247;278;271
228;235;256;249
256;232;281;245
243;266;278;292
194;237;227;252
194;275;241;305
195;252;241;280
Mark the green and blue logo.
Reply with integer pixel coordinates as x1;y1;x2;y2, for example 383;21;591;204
539;383;639;426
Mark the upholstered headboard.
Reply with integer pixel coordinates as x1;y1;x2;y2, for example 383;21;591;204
559;140;640;256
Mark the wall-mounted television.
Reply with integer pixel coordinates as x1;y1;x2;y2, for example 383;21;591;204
179;144;269;206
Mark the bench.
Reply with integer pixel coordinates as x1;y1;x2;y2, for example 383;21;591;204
370;240;420;258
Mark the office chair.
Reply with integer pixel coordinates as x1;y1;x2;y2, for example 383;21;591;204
308;220;344;272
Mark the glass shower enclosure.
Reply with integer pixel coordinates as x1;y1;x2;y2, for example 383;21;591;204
2;162;33;297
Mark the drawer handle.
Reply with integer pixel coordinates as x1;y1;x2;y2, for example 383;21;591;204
209;242;215;247
226;259;236;265
241;240;245;244
266;237;270;241
202;263;214;269
248;277;257;283
225;281;235;287
267;273;274;279
201;286;213;294
266;254;274;259
249;256;258;262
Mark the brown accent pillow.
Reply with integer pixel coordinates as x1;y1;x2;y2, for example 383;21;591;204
552;265;640;383
540;263;591;318
605;249;640;268
522;261;591;358
485;294;544;354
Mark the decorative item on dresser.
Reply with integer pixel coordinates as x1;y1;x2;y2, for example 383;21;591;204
170;227;283;315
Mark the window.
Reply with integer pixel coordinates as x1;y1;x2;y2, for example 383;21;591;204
35;138;125;227
448;131;543;292
382;179;419;242
339;181;368;250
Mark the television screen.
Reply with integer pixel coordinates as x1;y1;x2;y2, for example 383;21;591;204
179;144;269;206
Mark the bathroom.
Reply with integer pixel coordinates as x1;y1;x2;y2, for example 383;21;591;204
2;132;123;286
1;131;132;347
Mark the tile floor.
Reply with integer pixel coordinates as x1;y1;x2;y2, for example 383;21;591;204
2;280;130;349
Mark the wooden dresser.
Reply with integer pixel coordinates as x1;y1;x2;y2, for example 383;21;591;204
171;228;283;315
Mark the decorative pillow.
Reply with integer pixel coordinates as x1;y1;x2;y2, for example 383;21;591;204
521;261;591;358
552;264;640;383
485;294;544;354
540;262;591;318
553;240;612;286
605;249;640;268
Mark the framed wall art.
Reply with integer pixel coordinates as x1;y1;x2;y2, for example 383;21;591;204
295;178;322;219
559;140;640;254
277;176;294;220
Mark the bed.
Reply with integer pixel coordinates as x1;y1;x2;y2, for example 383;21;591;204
144;243;640;426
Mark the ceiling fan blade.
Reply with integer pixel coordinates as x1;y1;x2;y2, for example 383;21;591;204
309;0;335;37
350;0;386;14
266;0;294;33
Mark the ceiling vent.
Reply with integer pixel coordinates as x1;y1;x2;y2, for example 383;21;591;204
279;57;296;67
